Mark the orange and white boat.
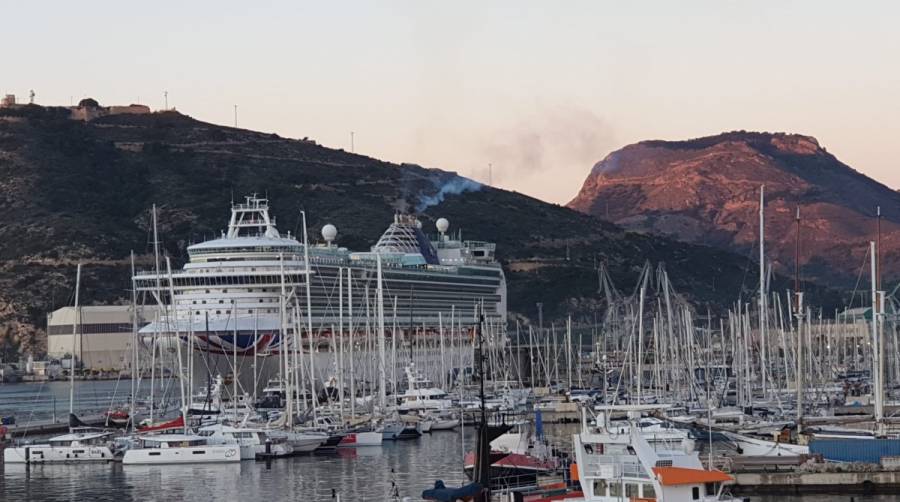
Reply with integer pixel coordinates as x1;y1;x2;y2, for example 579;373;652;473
562;405;734;502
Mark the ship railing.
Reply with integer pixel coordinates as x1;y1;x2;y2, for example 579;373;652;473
581;454;650;480
463;241;496;251
489;472;566;495
232;200;269;210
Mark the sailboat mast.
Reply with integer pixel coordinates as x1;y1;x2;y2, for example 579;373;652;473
348;269;355;419
232;299;238;418
871;241;885;435
279;253;292;426
376;252;387;412
150;204;161;424
165;257;189;434
795;206;803;433
130;252;138;427
338;266;345;420
301;211;318;417
759;185;767;397
69;263;81;419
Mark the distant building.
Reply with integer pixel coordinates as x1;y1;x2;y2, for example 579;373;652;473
69;98;151;121
46;305;159;371
29;360;63;380
0;94;15;107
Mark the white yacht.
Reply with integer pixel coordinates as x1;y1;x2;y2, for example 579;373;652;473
398;364;453;413
198;424;293;459
424;411;460;431
337;430;383;447
3;429;114;464
121;434;240;465
263;429;328;453
572;405;734;502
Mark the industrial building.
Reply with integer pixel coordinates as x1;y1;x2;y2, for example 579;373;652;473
46;305;158;371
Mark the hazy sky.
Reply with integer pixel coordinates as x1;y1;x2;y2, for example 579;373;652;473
2;1;898;204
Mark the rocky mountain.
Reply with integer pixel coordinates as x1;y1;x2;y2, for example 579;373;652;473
0;107;836;359
568;131;900;286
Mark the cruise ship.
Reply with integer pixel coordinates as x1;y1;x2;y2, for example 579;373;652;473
133;196;506;364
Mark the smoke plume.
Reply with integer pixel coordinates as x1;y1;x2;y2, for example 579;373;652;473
416;176;482;212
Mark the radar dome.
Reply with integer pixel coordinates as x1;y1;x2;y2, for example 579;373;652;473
436;218;449;234
415;219;423;229
322;224;338;242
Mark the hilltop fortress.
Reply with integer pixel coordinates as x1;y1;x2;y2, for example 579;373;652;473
1;94;151;121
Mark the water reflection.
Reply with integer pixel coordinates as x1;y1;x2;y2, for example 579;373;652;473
2;431;470;501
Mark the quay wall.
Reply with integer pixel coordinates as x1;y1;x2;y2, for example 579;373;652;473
733;470;900;495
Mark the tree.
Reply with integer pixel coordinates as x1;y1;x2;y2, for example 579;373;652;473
78;98;100;108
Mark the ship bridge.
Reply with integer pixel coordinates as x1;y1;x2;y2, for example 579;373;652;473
187;195;303;262
227;195;281;239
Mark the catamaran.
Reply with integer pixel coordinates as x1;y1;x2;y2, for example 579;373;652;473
121;434;241;465
4;265;116;465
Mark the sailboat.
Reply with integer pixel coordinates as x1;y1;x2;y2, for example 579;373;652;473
121;258;242;466
3;264;115;464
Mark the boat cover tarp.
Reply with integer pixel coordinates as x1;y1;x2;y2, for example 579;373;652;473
138;415;185;432
422;480;482;501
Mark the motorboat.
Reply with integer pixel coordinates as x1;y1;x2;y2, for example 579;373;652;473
381;420;422;440
463;420;560;490
337;429;383;447
572;405;735;501
199;424;293;459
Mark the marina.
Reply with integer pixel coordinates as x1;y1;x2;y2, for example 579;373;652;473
3;6;900;499
5;195;900;500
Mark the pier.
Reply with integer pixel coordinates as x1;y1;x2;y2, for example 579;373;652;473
2;414;108;439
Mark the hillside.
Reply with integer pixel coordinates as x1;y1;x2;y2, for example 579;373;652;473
0;107;834;358
569;131;900;286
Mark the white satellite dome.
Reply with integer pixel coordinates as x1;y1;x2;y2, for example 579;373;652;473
415;219;423;229
322;223;338;243
436;218;449;234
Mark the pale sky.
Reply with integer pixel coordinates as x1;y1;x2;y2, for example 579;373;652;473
2;1;898;204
